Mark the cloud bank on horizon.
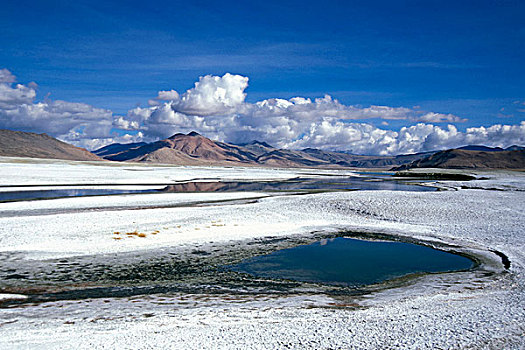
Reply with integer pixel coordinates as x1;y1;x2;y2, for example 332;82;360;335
0;68;523;155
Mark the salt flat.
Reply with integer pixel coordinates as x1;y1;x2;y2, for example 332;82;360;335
0;156;352;186
0;158;523;349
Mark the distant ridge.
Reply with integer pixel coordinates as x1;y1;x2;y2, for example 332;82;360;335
93;142;148;158
237;140;274;148
505;145;525;151
0;129;102;161
457;145;504;152
300;148;436;168
95;131;432;168
237;140;276;157
393;148;525;170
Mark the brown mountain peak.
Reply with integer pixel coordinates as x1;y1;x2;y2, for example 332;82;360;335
167;131;202;140
0;129;102;161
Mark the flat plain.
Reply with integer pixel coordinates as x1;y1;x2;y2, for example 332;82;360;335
0;157;523;349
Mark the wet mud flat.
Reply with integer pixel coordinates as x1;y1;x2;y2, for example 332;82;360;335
0;231;504;309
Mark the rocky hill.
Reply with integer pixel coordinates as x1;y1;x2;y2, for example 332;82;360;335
0;129;102;161
97;132;260;165
393;148;525;170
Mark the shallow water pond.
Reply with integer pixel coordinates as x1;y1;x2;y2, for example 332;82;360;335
0;175;435;202
0;187;159;202
161;176;437;193
229;237;474;287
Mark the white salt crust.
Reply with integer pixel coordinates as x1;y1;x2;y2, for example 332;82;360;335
0;159;523;349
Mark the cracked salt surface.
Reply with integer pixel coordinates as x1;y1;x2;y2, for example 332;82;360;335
0;159;523;349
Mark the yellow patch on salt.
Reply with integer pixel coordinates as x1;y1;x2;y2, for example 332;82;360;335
125;230;141;236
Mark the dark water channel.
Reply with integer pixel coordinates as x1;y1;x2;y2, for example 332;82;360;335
0;175;435;202
229;237;474;287
0;188;157;202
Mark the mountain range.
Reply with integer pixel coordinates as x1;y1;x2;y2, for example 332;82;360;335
1;128;523;169
92;131;434;168
393;147;525;170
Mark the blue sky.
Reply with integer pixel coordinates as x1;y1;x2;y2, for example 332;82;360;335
0;0;524;153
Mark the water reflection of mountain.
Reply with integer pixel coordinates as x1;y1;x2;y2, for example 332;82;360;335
160;181;297;193
160;177;437;193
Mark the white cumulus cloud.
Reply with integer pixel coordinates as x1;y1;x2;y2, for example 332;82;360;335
2;69;524;155
0;68;118;148
418;112;467;123
173;73;248;115
111;73;525;155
